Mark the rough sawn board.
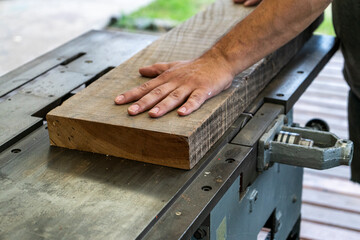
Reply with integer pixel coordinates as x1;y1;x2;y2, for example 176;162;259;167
47;0;315;169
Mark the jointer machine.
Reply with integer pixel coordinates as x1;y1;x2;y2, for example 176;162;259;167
0;28;353;239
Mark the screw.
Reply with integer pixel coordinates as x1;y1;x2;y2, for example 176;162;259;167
226;158;235;163
201;186;212;191
11;149;21;153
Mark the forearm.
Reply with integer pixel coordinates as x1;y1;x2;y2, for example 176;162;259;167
115;0;332;117
205;0;332;75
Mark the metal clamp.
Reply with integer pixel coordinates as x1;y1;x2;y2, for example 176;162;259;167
258;115;353;171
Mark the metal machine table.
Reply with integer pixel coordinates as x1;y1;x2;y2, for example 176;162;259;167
0;30;339;239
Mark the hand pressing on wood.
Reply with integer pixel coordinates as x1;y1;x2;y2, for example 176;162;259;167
233;0;262;7
114;51;235;117
115;0;331;118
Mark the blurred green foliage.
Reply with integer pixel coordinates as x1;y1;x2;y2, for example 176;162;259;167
112;0;335;37
129;0;214;21
113;0;214;29
315;5;336;36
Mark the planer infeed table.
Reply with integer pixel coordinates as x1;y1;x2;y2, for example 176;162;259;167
0;30;352;240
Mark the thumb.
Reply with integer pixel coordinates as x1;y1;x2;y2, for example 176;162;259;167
139;62;177;78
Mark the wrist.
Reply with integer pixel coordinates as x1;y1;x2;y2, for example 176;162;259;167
200;46;237;78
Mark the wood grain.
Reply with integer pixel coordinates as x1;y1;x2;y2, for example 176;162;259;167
303;172;360;198
0;30;157;153
47;0;314;169
301;160;360;239
305;166;350;180
302;204;360;232
301;221;360;240
302;188;360;214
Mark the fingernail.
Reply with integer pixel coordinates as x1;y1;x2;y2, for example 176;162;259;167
149;107;160;114
178;107;186;113
115;95;124;103
128;104;139;113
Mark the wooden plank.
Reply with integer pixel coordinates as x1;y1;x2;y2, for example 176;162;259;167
302;188;360;214
303;172;360;198
304;166;350;180
301;221;360;240
301;204;360;232
299;89;348;100
47;0;315;169
294;104;347;119
0;31;157;152
311;80;349;91
297;95;347;109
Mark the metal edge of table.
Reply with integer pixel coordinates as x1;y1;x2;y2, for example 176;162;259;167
0;32;338;239
142;34;339;239
0;29;251;240
0;30;158;152
245;34;339;115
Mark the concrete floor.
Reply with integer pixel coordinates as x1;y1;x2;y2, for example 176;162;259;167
0;0;152;76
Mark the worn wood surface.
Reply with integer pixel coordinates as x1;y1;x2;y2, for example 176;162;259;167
296;52;360;239
302;188;360;214
305;165;350;180
0;30;157;153
47;0;314;169
302;204;360;232
301;221;360;240
303;171;360;198
301;167;360;239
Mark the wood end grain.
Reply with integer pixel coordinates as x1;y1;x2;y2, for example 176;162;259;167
46;113;191;169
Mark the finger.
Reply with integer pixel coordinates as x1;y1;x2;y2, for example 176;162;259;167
114;77;164;105
128;82;177;115
233;0;246;3
244;0;261;6
148;86;192;118
139;62;178;78
177;89;209;116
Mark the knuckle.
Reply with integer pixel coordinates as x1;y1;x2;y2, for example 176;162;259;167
151;87;163;96
159;70;171;78
139;82;151;92
156;101;168;109
189;93;204;104
169;90;181;100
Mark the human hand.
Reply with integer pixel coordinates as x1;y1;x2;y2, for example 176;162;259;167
233;0;262;7
114;53;235;117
